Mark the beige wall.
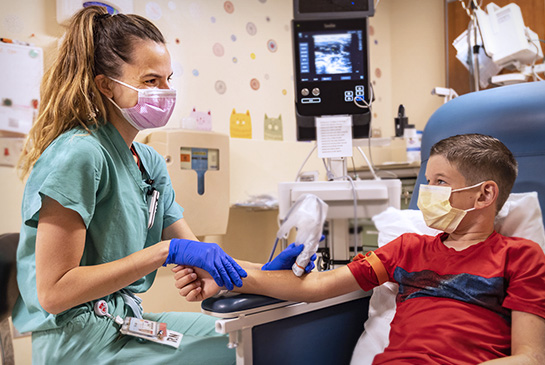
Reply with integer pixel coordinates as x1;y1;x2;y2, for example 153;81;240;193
0;1;445;363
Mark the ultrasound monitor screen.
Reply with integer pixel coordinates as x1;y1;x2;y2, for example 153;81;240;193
298;30;364;82
315;34;353;74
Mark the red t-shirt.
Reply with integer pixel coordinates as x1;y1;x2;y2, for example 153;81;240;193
347;232;545;365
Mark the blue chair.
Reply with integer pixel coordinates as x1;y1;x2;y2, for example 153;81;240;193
410;81;545;221
204;81;545;365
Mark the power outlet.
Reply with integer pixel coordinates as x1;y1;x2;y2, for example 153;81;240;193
0;137;24;167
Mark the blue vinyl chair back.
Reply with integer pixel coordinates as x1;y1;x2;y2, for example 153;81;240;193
409;81;545;229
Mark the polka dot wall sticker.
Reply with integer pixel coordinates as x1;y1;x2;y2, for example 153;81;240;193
250;78;260;90
264;74;270;80
267;39;277;52
168;1;176;10
282;89;287;95
369;25;375;36
224;1;234;14
215;80;227;94
192;69;200;76
211;16;216;23
250;53;256;60
375;68;382;78
172;62;184;77
145;2;162;21
266;16;270;22
246;22;257;36
213;43;225;57
189;2;201;18
232;57;238;63
231;34;237;41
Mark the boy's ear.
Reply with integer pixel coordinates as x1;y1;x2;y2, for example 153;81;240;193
476;181;498;209
95;75;114;98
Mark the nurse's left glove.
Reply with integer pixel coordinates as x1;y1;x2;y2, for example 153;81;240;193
165;239;247;290
261;243;317;273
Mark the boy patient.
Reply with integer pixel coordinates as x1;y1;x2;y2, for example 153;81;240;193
174;134;545;365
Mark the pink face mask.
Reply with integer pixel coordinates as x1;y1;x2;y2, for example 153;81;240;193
108;78;176;130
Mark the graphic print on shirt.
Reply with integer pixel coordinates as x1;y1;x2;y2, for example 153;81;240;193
394;267;509;318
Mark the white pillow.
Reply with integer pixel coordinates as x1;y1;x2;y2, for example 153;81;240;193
493;192;545;248
350;192;545;365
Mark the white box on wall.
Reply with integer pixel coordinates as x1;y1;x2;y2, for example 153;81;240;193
0;42;43;134
56;0;134;24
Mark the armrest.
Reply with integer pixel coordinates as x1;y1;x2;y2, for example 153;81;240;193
201;293;294;319
204;291;372;364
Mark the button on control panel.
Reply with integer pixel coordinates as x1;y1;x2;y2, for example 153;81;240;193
301;97;321;104
345;85;365;102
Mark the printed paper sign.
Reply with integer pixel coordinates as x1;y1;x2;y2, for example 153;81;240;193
316;115;353;158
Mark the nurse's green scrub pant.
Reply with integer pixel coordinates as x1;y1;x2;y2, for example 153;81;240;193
30;295;235;364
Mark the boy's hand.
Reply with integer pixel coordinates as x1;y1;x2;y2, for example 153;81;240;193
172;265;221;302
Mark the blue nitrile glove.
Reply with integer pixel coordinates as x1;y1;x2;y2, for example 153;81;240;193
262;243;317;273
164;239;247;290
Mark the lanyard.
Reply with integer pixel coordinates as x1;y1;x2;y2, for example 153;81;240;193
131;145;160;230
93;295;182;348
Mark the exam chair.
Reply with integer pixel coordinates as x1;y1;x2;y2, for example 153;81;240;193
202;81;545;365
409;80;545;219
0;233;19;365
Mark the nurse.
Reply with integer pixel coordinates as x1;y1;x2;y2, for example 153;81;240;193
12;5;298;364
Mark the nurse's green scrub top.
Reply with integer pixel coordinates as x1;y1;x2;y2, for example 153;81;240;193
13;122;183;333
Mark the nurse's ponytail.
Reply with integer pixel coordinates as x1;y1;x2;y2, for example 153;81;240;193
19;5;165;179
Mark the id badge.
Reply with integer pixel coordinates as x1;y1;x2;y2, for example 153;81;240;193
120;317;183;348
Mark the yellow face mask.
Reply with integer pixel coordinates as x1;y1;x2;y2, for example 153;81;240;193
417;182;484;234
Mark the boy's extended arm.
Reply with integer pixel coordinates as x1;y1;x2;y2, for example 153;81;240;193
174;263;362;303
235;265;362;302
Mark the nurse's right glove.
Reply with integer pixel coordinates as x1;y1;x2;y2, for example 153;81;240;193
261;243;317;273
164;239;247;290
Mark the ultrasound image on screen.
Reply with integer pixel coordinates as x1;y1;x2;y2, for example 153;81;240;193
313;34;353;75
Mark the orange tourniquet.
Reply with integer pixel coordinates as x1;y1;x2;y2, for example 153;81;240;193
353;251;389;285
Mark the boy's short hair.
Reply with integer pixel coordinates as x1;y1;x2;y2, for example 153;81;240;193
430;134;518;212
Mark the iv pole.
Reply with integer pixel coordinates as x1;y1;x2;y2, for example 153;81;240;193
463;0;481;91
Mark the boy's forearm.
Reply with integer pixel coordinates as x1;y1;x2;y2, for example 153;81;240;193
233;266;360;302
236;259;263;271
479;354;543;365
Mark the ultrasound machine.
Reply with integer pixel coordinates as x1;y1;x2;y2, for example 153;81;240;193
283;1;401;270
